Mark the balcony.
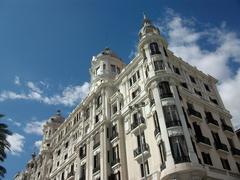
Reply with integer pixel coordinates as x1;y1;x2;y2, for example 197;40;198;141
93;166;100;173
160;92;173;99
196;135;211;148
206;117;219;129
131;117;146;135
174;155;190;164
215;142;229;153
110;132;118;141
231;147;240;158
166;120;182;128
111;158;120;167
67;171;74;180
222;123;234;136
188;109;202;122
133;143;150;161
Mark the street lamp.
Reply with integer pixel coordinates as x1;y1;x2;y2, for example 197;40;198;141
129;101;147;180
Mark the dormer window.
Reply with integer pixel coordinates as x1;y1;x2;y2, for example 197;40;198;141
111;64;116;73
150;42;161;55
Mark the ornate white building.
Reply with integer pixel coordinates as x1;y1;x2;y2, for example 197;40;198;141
15;15;240;180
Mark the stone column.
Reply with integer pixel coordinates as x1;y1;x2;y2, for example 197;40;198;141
150;81;175;167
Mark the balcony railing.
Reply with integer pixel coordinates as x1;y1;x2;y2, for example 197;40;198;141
133;143;149;157
110;132;118;141
93;142;100;149
111;158;120;167
131;117;145;131
188;108;202;119
215;142;229;152
196;135;211;146
166;120;181;128
174;155;190;164
222;124;234;133
160;92;173;99
231;147;240;156
206;117;219;127
154;128;161;137
93;166;100;173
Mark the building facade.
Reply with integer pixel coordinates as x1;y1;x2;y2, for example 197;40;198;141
15;15;240;180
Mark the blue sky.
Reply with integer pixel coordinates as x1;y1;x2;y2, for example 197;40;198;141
0;0;240;179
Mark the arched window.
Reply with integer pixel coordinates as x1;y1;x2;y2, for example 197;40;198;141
150;42;161;55
159;81;172;98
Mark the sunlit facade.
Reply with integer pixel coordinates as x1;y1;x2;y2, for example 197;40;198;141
15;15;240;180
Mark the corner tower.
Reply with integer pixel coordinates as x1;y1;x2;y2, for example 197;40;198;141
90;48;125;91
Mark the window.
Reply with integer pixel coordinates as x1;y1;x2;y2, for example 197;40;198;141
136;70;140;79
57;149;61;156
204;84;210;92
189;75;196;84
64;153;68;160
85;108;90;120
169;136;189;164
154;60;164;71
57;161;59;167
194;89;202;97
150;42;161;55
129;78;133;87
140;161;150;177
129;71;141;87
132;74;137;83
79;144;87;159
163;46;168;57
201;152;212;165
112;145;120;165
181;82;188;89
153;111;161;134
116;67;120;74
93;133;100;149
65;141;69;148
111;64;116;73
61;172;64;180
163;105;181;127
80;164;86;179
159;81;172;98
96;66;101;75
211;131;221;144
221;158;231;170
209;97;218;105
132;89;139;99
227;138;234;148
96;95;102;108
93;153;100;171
112;104;118;114
95;115;99;123
159;140;166;163
145;66;149;78
103;64;106;70
173;66;180;75
85;124;89;134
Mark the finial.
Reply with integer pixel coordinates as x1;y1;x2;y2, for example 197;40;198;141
143;12;147;20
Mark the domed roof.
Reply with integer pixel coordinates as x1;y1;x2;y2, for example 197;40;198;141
139;14;160;38
96;47;121;60
47;110;64;124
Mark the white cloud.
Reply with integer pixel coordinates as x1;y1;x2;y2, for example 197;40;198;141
0;81;89;107
7;118;21;127
24;120;46;135
158;9;240;128
14;76;21;85
27;81;43;94
34;140;42;149
7;133;25;155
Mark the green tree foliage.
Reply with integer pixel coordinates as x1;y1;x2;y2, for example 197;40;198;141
0;114;12;178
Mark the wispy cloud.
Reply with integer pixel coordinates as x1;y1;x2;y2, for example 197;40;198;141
6;118;21;127
34;140;42;149
0;80;89;107
7;133;25;156
158;9;240;128
14;76;21;86
24;120;46;135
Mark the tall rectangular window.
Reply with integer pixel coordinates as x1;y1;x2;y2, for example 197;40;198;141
140;161;150;177
201;152;212;165
221;158;231;170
